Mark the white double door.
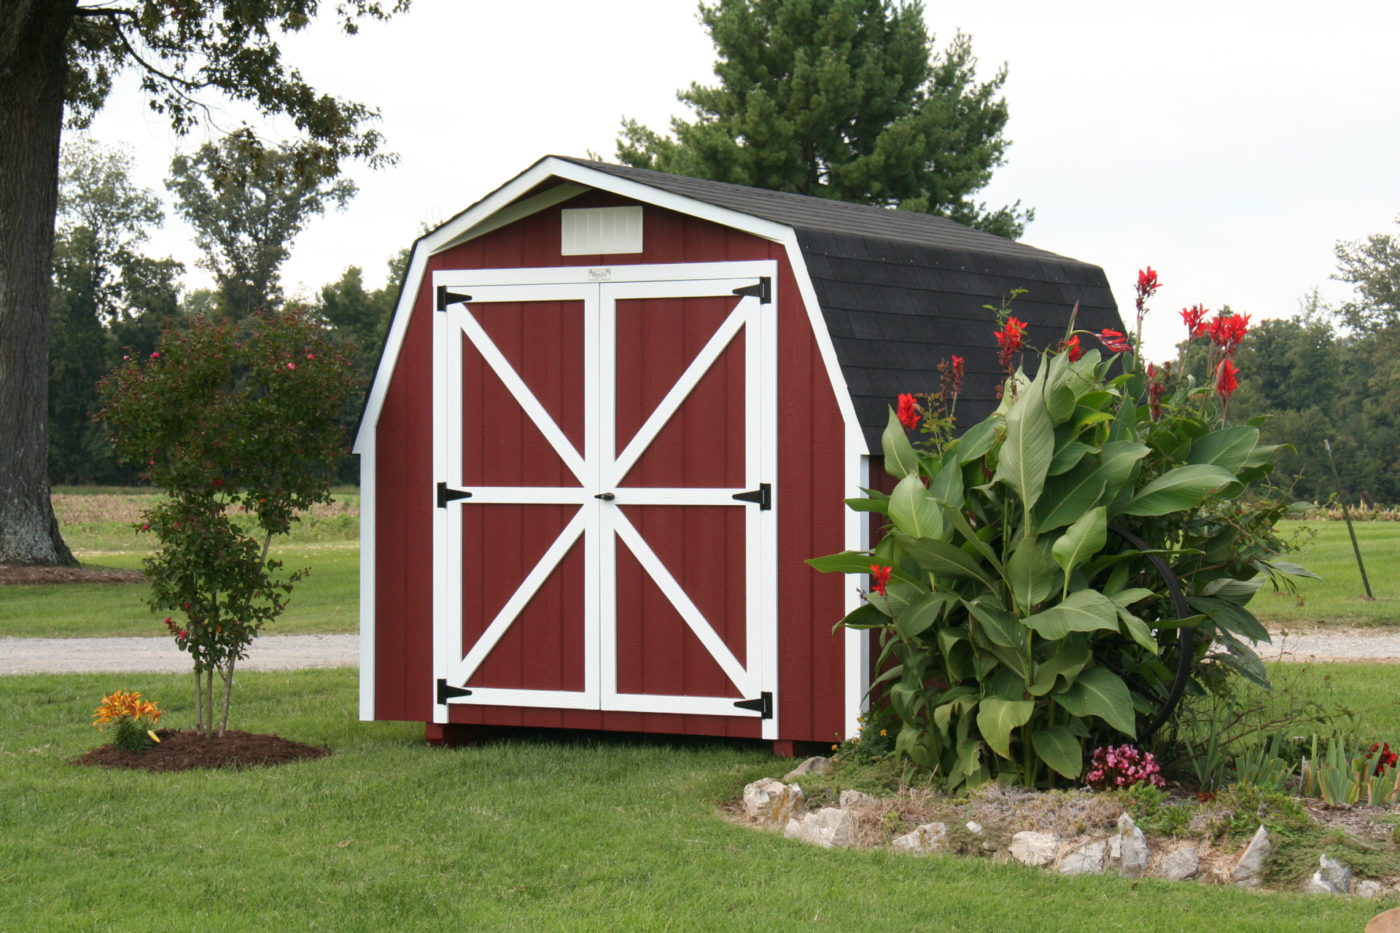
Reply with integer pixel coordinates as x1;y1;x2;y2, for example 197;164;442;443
431;261;778;737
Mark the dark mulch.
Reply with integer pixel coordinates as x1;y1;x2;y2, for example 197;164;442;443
71;729;332;772
0;563;145;585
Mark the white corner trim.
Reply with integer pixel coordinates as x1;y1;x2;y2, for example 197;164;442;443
358;439;376;721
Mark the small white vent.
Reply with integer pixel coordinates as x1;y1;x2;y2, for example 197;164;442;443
560;206;643;255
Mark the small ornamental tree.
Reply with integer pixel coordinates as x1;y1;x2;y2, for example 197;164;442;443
811;271;1314;790
99;311;353;736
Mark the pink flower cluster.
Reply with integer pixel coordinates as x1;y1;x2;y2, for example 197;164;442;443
1084;744;1166;791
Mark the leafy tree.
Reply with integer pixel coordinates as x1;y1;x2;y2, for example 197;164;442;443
1334;215;1400;332
168;130;358;319
48;137;180;484
614;0;1030;237
99;311;354;735
312;254;402;481
0;0;405;565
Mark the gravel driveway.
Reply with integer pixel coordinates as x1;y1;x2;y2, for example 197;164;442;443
1;629;1397;675
0;634;357;675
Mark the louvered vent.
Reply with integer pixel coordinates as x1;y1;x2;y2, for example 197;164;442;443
560;206;643;255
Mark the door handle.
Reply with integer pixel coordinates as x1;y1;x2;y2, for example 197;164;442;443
594;492;616;501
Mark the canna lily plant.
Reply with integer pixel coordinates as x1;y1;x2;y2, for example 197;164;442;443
811;279;1313;791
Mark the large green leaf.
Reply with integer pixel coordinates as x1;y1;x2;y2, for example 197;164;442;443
1200;576;1264;604
1188;595;1270;642
994;374;1055;517
896;592;957;639
1051;507;1107;583
1096;440;1151;492
834;602;886;631
966;599;1024;650
1118;464;1239;517
1037;459;1106;531
928;458;965;509
1116;607;1159;653
889;472;943;540
1054;666;1136;737
1029;642;1091;696
1033;725;1084;779
881;407;919;479
806;551;876;574
955;419;998;465
976;696;1034;760
1022;589;1120;640
897;534;1001;591
1188;425;1259;473
1048;440;1094;476
1007;535;1058;612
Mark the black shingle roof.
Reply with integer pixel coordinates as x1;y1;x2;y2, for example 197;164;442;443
552;157;1125;451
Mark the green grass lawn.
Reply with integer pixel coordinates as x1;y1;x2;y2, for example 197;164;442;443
1254;520;1400;628
2;664;1396;932
0;491;359;637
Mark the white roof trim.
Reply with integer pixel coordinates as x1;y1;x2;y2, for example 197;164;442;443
355;156;857;454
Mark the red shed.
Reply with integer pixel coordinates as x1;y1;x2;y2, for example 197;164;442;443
355;156;1121;754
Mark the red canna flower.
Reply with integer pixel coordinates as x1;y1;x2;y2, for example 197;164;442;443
1136;267;1161;299
1215;359;1239;399
995;316;1028;369
869;564;892;596
1179;305;1210;338
896;393;920;431
1207;313;1251;357
1096;328;1133;354
1060;334;1084;362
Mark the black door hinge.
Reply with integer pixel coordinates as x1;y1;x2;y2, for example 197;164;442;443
733;691;772;719
731;483;771;510
436;286;472;312
732;277;771;304
437;482;472;508
437;679;473;704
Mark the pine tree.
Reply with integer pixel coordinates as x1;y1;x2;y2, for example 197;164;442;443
615;0;1030;237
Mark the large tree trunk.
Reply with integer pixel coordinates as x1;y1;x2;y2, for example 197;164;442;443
0;2;78;565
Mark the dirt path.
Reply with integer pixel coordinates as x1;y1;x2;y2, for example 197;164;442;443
0;634;357;675
1;629;1398;675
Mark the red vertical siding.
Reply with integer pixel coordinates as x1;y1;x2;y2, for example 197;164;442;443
371;188;851;742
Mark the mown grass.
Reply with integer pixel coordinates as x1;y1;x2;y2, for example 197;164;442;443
0;490;359;638
3;665;1397;932
1255;520;1400;628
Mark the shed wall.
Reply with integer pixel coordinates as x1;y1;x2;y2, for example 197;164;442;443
371;191;849;742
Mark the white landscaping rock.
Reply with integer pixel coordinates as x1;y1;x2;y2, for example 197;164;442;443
1058;840;1106;876
1355;880;1384;899
839;789;877;808
743;778;807;827
1230;825;1272;887
1155;847;1201;882
784;807;856;848
1304;854;1353;895
891;822;948;854
965;821;983;835
1010;832;1060;867
1108;813;1150;878
782;756;834;781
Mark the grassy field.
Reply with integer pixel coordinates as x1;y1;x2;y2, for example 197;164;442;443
2;664;1398;932
1254;520;1400;628
4;495;1397;639
0;491;359;637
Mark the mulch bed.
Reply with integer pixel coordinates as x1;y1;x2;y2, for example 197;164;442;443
0;563;145;585
71;729;332;772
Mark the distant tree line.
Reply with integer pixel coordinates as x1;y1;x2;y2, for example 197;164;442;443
48;135;399;486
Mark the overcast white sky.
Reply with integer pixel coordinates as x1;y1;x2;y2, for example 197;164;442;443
87;0;1400;359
